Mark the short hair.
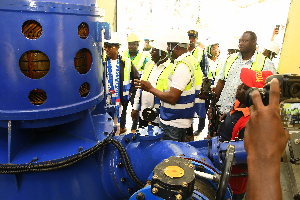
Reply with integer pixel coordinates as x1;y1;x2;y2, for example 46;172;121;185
244;31;257;41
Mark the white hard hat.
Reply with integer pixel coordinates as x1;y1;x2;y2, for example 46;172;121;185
151;37;168;52
166;28;190;45
228;37;239;50
265;41;280;55
104;32;122;45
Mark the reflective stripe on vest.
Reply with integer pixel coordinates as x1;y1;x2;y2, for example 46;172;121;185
142;61;173;114
122;57;131;102
208;59;221;78
160;55;197;121
122;50;146;71
224;53;266;79
192;47;204;63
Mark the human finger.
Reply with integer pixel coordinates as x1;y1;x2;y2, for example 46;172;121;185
268;78;280;107
249;90;263;113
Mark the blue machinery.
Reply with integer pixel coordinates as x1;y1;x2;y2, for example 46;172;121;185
0;1;247;199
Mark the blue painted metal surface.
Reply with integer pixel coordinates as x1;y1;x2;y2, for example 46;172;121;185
129;159;232;200
209;137;247;170
0;0;106;120
0;1;248;200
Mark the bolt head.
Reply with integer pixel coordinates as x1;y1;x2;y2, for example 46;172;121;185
152;187;158;194
152;174;158;179
189;164;194;169
182;182;188;187
176;194;182;200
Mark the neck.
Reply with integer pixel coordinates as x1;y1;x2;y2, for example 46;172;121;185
111;54;118;60
129;51;138;58
242;50;255;60
156;57;168;66
239;102;247;108
188;46;195;52
211;56;218;62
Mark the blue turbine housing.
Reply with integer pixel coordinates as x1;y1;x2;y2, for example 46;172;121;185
0;1;247;200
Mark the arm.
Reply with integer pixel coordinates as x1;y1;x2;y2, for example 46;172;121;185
271;27;279;41
214;79;225;101
129;62;140;94
134;80;182;105
245;78;289;200
134;63;191;105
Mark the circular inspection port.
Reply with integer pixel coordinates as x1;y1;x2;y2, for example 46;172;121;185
78;22;89;39
28;89;47;105
79;82;90;97
22;20;42;39
19;50;50;79
74;48;92;74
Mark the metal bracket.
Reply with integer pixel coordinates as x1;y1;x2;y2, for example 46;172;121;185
96;22;111;42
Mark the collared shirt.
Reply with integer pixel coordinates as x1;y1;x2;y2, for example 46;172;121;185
230;100;250;117
133;59;171;123
216;51;277;113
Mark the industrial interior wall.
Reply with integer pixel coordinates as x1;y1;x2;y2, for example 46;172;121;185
97;0;117;31
278;0;300;75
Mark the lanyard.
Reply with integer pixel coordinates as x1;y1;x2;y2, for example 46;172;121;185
107;56;121;120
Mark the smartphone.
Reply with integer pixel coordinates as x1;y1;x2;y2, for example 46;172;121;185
276;25;280;30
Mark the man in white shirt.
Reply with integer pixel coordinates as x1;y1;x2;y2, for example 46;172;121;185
131;39;171;128
212;31;277;115
135;28;198;142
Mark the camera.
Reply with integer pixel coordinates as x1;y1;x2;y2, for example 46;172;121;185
275;24;280;31
197;77;212;100
245;74;300;107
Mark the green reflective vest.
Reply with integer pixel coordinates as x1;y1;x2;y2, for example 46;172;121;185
224;53;266;79
122;50;147;71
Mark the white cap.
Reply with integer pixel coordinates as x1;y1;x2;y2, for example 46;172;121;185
166;28;190;46
228;37;239;50
104;32;122;45
265;41;280;55
151;37;168;52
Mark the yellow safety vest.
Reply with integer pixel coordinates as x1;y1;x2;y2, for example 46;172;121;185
224;53;266;79
160;54;198;121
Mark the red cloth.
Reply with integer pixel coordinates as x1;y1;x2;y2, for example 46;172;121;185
229;100;250;194
231;115;250;140
229;166;248;194
230;100;250;117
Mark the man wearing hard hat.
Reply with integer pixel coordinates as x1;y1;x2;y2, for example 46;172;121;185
104;32;140;135
186;30;209;139
120;33;150;133
262;41;280;61
131;37;172;128
135;28;200;142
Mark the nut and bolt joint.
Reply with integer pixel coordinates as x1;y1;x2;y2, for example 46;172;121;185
152;187;158;194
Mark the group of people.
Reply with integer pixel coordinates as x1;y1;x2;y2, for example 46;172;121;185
103;28;288;199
